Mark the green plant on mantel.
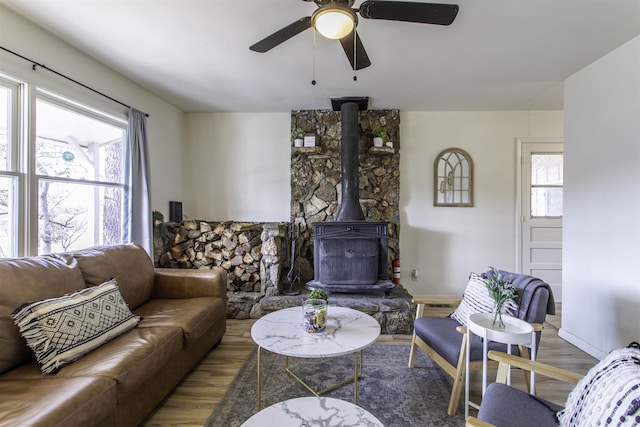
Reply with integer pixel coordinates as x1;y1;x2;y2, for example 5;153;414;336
368;127;389;140
291;129;305;139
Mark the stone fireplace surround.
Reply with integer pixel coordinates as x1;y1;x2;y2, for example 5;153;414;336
153;108;413;334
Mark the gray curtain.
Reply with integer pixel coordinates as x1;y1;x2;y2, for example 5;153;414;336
124;108;152;256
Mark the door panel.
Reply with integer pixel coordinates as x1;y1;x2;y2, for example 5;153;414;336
519;141;563;301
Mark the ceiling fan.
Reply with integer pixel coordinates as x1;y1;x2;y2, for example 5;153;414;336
249;0;459;70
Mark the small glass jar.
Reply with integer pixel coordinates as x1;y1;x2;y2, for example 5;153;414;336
302;298;328;333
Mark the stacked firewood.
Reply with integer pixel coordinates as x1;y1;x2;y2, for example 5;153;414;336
156;220;262;292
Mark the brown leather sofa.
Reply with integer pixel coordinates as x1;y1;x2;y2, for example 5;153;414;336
0;243;227;427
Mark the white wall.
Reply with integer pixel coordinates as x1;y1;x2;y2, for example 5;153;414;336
184;113;291;222
0;5;185;221
400;111;563;296
561;36;640;359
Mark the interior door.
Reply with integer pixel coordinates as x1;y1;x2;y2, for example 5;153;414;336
518;140;564;301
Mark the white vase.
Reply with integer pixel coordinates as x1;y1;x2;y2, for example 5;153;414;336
294;138;303;147
373;137;383;148
492;301;506;328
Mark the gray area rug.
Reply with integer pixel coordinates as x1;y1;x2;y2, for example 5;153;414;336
204;343;465;426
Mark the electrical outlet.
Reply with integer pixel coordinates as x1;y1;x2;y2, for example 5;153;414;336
411;269;419;281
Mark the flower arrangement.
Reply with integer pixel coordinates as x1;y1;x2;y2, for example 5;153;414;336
485;267;517;328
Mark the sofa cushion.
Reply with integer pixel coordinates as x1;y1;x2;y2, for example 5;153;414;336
557;345;640;426
0;376;116;427
135;297;226;346
451;272;517;326
0;253;85;375
11;279;141;374
70;243;154;309
54;326;183;399
478;382;562;427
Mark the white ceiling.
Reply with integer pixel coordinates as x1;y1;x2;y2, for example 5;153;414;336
4;0;640;113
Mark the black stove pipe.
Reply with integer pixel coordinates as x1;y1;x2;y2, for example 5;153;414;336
335;102;365;221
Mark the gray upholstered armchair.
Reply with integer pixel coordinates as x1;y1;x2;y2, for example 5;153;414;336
408;270;555;416
467;344;640;427
465;350;583;427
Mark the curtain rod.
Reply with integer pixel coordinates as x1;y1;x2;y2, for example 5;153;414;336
0;46;149;118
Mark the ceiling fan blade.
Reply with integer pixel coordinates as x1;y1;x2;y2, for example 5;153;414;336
250;17;312;53
359;1;459;25
339;31;371;70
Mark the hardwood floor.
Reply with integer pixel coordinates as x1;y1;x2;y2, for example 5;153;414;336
142;304;597;426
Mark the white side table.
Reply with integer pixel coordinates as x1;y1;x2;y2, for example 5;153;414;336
464;312;536;419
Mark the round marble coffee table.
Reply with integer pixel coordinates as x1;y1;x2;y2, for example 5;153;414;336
251;306;381;410
241;396;384;427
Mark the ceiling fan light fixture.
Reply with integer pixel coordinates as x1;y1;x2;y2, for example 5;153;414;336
312;5;356;39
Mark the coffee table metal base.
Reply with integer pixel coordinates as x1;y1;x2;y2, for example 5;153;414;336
257;347;363;411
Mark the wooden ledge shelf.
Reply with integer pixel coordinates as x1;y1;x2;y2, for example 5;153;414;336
292;146;322;155
368;146;395;155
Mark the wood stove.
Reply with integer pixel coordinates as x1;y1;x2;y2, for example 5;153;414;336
306;98;394;294
307;221;393;293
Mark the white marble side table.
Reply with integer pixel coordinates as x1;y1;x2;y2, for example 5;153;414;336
251;306;381;410
241;396;385;427
464;312;536;419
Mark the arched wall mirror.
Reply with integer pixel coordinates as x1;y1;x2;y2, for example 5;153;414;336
434;148;474;207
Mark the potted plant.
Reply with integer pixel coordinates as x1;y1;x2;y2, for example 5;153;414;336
292;129;304;147
309;289;329;303
303;289;329;333
369;127;389;148
152;210;164;226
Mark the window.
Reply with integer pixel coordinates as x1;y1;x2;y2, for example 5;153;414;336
35;94;126;254
0;78;18;257
530;154;563;217
0;73;127;257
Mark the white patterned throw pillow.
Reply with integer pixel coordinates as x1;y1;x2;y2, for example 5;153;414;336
450;272;517;326
11;279;140;374
557;345;640;426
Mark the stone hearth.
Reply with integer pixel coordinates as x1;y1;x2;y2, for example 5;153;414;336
243;287;415;335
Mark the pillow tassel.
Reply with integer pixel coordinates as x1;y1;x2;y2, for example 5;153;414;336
14;315;58;372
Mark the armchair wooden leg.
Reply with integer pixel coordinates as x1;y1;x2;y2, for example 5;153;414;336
448;365;465;416
408;333;418;368
448;341;467;416
518;345;532;392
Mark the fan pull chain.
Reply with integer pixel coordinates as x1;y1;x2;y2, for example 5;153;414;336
353;29;357;82
311;29;317;85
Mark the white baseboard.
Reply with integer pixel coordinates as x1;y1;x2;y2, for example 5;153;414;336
558;328;605;360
